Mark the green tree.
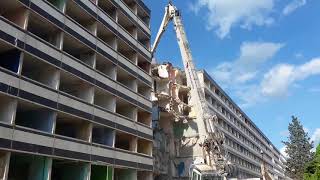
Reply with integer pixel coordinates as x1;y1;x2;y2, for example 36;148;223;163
304;144;320;180
282;116;314;180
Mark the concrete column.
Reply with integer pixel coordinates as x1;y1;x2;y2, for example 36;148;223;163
115;9;119;23
82;163;91;180
85;21;98;36
28;157;52;180
49;31;64;49
51;112;57;135
47;158;53;180
0;97;17;125
80;53;96;68
78;85;95;104
133;53;138;65
12;8;29;29
131;136;138;153
88;123;93;143
112;37;118;51
131;27;138;40
0;152;10;180
78;122;92;142
110;64;117;80
39;67;60;89
17;52;24;75
111;131;116;148
133;3;138;15
57;32;64;50
132;107;138;122
49;0;67;12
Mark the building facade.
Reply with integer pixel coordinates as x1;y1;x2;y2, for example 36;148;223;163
152;63;287;180
199;70;287;179
0;0;153;180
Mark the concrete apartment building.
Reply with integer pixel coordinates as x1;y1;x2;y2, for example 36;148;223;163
0;0;153;180
152;63;287;180
199;70;287;179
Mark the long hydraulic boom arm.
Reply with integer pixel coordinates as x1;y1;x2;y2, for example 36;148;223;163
151;3;209;138
151;2;228;176
151;4;172;56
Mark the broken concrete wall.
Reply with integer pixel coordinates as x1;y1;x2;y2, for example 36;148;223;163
152;63;191;179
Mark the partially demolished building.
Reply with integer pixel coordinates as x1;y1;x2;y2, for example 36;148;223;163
152;63;191;179
152;63;287;180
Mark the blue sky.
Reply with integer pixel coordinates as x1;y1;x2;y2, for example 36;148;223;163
144;0;320;152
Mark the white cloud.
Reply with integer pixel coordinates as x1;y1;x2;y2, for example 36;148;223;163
211;41;283;107
211;42;320;107
191;0;275;38
311;128;320;147
280;146;288;158
283;0;306;15
213;41;284;86
260;58;320;97
261;64;295;97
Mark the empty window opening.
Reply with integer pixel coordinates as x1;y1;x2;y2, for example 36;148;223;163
137;171;152;180
178;86;189;104
51;160;90;180
95;54;117;80
8;153;51;180
66;1;96;34
117;68;136;91
137;55;151;73
204;78;210;88
115;131;136;152
137;6;150;26
118;12;136;38
94;88;116;112
116;99;136;120
21;53;59;89
97;22;117;49
55;112;91;141
118;40;137;64
47;0;66;12
15;100;55;133
137;110;151;127
0;47;22;73
205;93;212;105
137;30;150;49
27;12;62;48
92;125;114;147
0;95;17;124
137;139;152;155
138;83;151;99
0;0;28;29
122;0;137;13
59;71;94;103
114;168;136;180
63;34;95;67
98;0;117;20
91;165;113;180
